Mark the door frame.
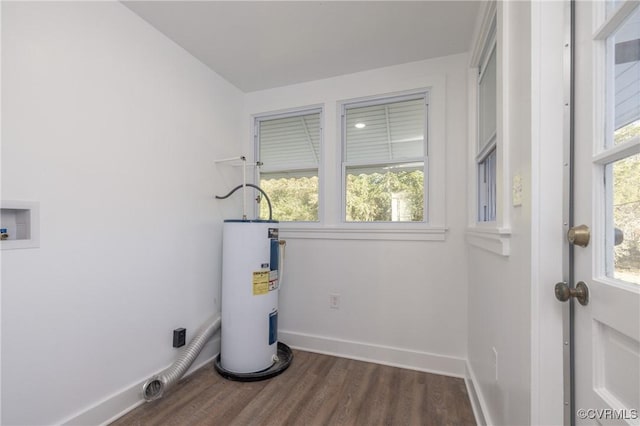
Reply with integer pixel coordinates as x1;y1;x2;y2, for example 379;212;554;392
531;0;570;425
562;1;576;424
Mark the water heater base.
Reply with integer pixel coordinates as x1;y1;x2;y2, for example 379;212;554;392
214;342;293;382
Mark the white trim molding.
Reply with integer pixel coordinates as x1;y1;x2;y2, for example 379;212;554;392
279;330;466;378
465;227;511;256
279;225;447;241
469;1;498;68
464;361;493;426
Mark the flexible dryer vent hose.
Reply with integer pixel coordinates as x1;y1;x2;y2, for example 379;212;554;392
142;315;221;401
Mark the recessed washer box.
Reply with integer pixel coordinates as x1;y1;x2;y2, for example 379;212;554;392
1;200;40;250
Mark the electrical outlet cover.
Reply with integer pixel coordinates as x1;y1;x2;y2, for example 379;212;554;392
173;328;186;348
329;293;340;309
512;174;523;207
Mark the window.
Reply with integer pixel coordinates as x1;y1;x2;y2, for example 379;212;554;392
477;20;497;222
255;109;322;222
342;93;428;222
603;4;640;283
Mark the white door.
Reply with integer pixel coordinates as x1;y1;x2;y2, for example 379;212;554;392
571;0;640;424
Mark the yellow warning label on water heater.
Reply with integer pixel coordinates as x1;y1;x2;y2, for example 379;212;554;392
252;271;269;295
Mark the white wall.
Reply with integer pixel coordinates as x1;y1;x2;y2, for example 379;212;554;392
1;2;243;424
244;54;470;375
466;2;539;424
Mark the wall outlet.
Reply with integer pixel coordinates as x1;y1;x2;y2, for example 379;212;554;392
492;347;498;382
329;293;340;310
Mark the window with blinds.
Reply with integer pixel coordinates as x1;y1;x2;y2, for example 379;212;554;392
477;18;497;223
342;94;427;222
256;109;322;222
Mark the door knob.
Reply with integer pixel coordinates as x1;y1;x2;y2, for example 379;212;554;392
567;224;590;247
555;281;589;306
614;227;624;246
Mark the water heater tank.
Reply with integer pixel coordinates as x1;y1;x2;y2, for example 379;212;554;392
220;220;279;373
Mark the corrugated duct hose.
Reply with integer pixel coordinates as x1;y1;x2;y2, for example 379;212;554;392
142;315;221;401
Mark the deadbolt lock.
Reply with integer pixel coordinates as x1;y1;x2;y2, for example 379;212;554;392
567;224;590;247
555;281;589;306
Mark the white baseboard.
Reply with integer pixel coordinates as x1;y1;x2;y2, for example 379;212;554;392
61;336;220;426
464;360;492;426
279;329;466;378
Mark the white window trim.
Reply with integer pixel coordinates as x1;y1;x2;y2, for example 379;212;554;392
253;105;324;223
278;225;446;241
333;81;447;236
339;90;430;227
475;9;498;225
466;0;511;256
249;78;447;242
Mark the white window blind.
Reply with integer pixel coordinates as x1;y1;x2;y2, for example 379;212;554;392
345;97;425;167
478;46;497;151
258;110;321;178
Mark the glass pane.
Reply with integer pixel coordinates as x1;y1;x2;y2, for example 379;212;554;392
345;98;424;163
615;120;640;145
259;112;321;171
609;153;640;284
478;147;497;222
608;6;640;146
345;163;424;222
478;46;497;150
259;174;318;222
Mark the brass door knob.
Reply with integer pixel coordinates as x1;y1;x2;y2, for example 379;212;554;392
567;224;590;247
555;281;589;306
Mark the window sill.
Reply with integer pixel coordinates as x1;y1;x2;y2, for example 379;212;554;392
466;226;511;256
277;224;447;241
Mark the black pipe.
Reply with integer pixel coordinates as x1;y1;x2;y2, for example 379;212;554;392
215;184;273;221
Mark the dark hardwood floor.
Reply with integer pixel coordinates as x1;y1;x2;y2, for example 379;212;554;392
112;349;476;426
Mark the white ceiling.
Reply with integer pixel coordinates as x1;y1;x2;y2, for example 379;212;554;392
123;1;482;92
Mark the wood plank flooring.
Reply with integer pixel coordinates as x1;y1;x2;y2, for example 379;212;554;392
112;350;475;426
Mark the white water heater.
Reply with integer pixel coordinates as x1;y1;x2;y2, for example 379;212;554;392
220;220;279;373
